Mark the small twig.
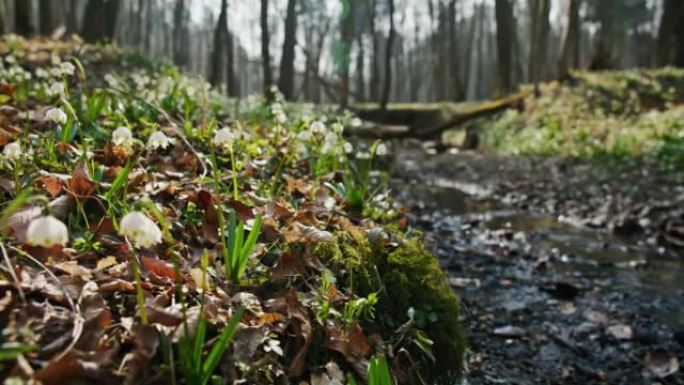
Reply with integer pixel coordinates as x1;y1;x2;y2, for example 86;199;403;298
8;244;84;362
0;241;26;304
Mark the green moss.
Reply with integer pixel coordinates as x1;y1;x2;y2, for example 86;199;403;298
314;232;467;382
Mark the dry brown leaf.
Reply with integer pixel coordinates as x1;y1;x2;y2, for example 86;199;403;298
69;162;96;197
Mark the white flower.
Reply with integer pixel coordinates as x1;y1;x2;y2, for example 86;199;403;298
271;102;283;115
112;126;134;147
3;142;21;159
356;152;371;160
147;131;173;150
45;107;67;124
2;142;21;159
26;215;69;247
119;211;163;248
343;141;353;154
350;117;363;128
310;120;326;134
376;143;388;156
104;74;118;88
296;130;311;142
263;336;284;356
50;67;62;77
5;55;15;64
61;62;75;76
213;127;235;149
49;82;64;96
35;68;48;78
274;111;287;125
331;123;344;134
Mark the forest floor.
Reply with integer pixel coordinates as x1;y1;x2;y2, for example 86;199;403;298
390;146;683;384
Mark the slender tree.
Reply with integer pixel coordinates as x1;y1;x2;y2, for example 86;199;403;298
173;0;188;67
15;0;36;36
210;0;228;88
558;0;580;79
81;0;121;42
447;0;463;101
0;0;6;35
656;0;684;67
338;0;355;108
369;0;380;102
380;0;395;110
39;0;54;36
66;0;79;35
278;0;297;100
589;0;616;70
261;0;274;100
528;0;550;95
495;0;514;96
355;35;365;102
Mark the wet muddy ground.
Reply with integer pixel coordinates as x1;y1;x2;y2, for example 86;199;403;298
389;147;683;384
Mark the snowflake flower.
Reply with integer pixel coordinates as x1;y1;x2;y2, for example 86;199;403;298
45;107;67;124
112;126;134;147
61;62;75;76
213;127;235;149
119;211;163;248
49;82;64;96
309;120;326;134
26;215;69;248
147;131;173;150
3;142;21;159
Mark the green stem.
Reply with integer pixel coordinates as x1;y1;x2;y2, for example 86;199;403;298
229;144;239;201
127;239;148;325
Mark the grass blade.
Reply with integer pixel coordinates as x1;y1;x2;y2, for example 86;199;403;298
201;307;244;384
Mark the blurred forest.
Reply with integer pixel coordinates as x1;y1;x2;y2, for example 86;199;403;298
0;0;683;104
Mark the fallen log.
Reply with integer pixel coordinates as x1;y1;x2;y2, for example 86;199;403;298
348;92;529;139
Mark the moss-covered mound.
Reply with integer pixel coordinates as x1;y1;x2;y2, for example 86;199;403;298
315;231;467;382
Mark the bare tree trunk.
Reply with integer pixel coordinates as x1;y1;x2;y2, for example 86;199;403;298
210;0;228;89
227;33;237;97
558;0;580;78
15;0;35;36
173;0;187;67
0;0;7;35
356;34;365;102
261;0;274;100
66;0;79;35
144;0;153;52
339;0;354;109
495;0;514;96
369;0;380;102
589;0;615;70
380;0;395;110
81;0;120;42
463;3;478;99
656;0;684;67
277;0;297;100
39;0;53;35
528;0;549;95
447;0;463;101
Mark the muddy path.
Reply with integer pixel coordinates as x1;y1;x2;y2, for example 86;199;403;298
387;147;683;384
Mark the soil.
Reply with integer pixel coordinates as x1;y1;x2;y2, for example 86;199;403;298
388;145;684;384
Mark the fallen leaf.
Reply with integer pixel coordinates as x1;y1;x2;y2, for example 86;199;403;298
141;256;181;281
492;325;526;338
606;324;633;340
642;349;679;379
324;323;371;364
69;161;96;197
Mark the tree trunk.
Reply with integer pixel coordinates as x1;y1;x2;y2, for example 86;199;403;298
656;0;684;67
261;0;274;100
589;0;615;70
81;0;120;42
463;3;479;99
39;0;53;35
144;0;153;52
0;0;7;35
380;0;395;110
495;0;514;96
339;0;354;109
210;0;228;89
226;33;237;97
277;0;297;100
558;0;580;78
356;35;365;102
369;0;380;102
173;0;187;67
447;0;463;101
15;0;35;36
66;0;79;35
528;0;549;95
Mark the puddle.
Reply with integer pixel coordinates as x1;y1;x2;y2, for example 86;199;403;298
394;179;684;327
